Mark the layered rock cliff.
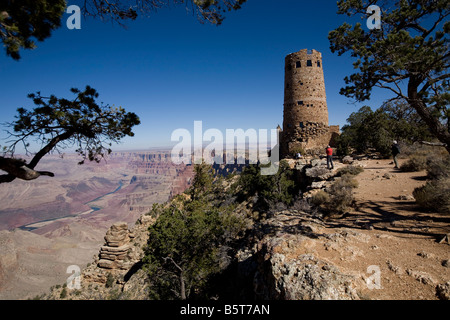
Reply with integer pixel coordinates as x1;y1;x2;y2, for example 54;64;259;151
0;151;198;299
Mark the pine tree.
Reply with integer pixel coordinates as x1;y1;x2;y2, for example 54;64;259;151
0;0;66;60
190;161;214;201
329;0;450;153
0;86;140;183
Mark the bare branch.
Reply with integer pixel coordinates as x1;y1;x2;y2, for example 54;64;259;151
420;141;448;147
163;256;183;272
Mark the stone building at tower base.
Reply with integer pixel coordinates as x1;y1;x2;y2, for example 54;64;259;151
279;124;340;158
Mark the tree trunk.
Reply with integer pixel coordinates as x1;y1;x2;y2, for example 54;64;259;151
420;141;448;147
408;80;450;154
0;157;54;183
180;270;186;300
28;130;73;169
0;130;73;183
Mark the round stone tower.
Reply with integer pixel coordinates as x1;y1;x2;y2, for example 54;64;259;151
281;49;336;157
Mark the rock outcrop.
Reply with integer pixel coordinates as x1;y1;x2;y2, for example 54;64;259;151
249;211;359;300
81;222;140;287
53;215;155;298
256;252;358;300
436;281;450;300
97;222;134;270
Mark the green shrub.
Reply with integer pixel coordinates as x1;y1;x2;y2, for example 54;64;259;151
306;166;330;179
59;287;67;299
332;174;359;189
143;164;246;300
311;174;358;215
409;153;450;214
413;177;450;214
426;157;450;180
311;191;331;207
336;102;433;157
105;273;115;288
234;161;297;209
328;174;358;213
336;165;364;176
400;155;428;172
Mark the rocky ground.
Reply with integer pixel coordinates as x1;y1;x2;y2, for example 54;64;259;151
254;158;450;300
42;157;449;301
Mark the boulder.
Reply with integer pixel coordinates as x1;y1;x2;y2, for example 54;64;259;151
438;234;450;244
253;232;358;300
310;158;326;167
305;166;334;180
406;269;436;285
436;281;450;300
398;194;415;201
256;252;358;300
311;181;327;189
383;173;393;179
342;156;354;164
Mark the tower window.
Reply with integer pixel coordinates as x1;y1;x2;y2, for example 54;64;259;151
297;101;304;106
295;61;301;68
317;61;321;67
299;122;304;128
307;60;312;67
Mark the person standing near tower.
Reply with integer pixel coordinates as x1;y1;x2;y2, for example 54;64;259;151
326;145;334;170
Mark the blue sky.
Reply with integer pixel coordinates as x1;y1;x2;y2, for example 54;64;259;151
0;0;391;153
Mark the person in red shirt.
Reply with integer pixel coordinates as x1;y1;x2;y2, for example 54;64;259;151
326;145;334;170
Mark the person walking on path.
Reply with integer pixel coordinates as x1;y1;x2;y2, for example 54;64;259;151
392;140;401;169
326;145;334;170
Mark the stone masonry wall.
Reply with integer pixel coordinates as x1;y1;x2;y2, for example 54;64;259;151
280;49;339;157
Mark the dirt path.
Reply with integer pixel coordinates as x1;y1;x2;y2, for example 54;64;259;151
318;159;450;299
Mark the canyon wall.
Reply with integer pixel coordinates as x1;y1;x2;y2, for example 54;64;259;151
0;150;195;299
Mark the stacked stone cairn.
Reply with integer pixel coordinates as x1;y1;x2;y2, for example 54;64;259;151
97;222;134;270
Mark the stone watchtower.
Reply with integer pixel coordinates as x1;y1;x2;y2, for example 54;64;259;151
280;49;339;157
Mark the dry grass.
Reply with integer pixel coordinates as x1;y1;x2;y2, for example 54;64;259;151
311;174;358;214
